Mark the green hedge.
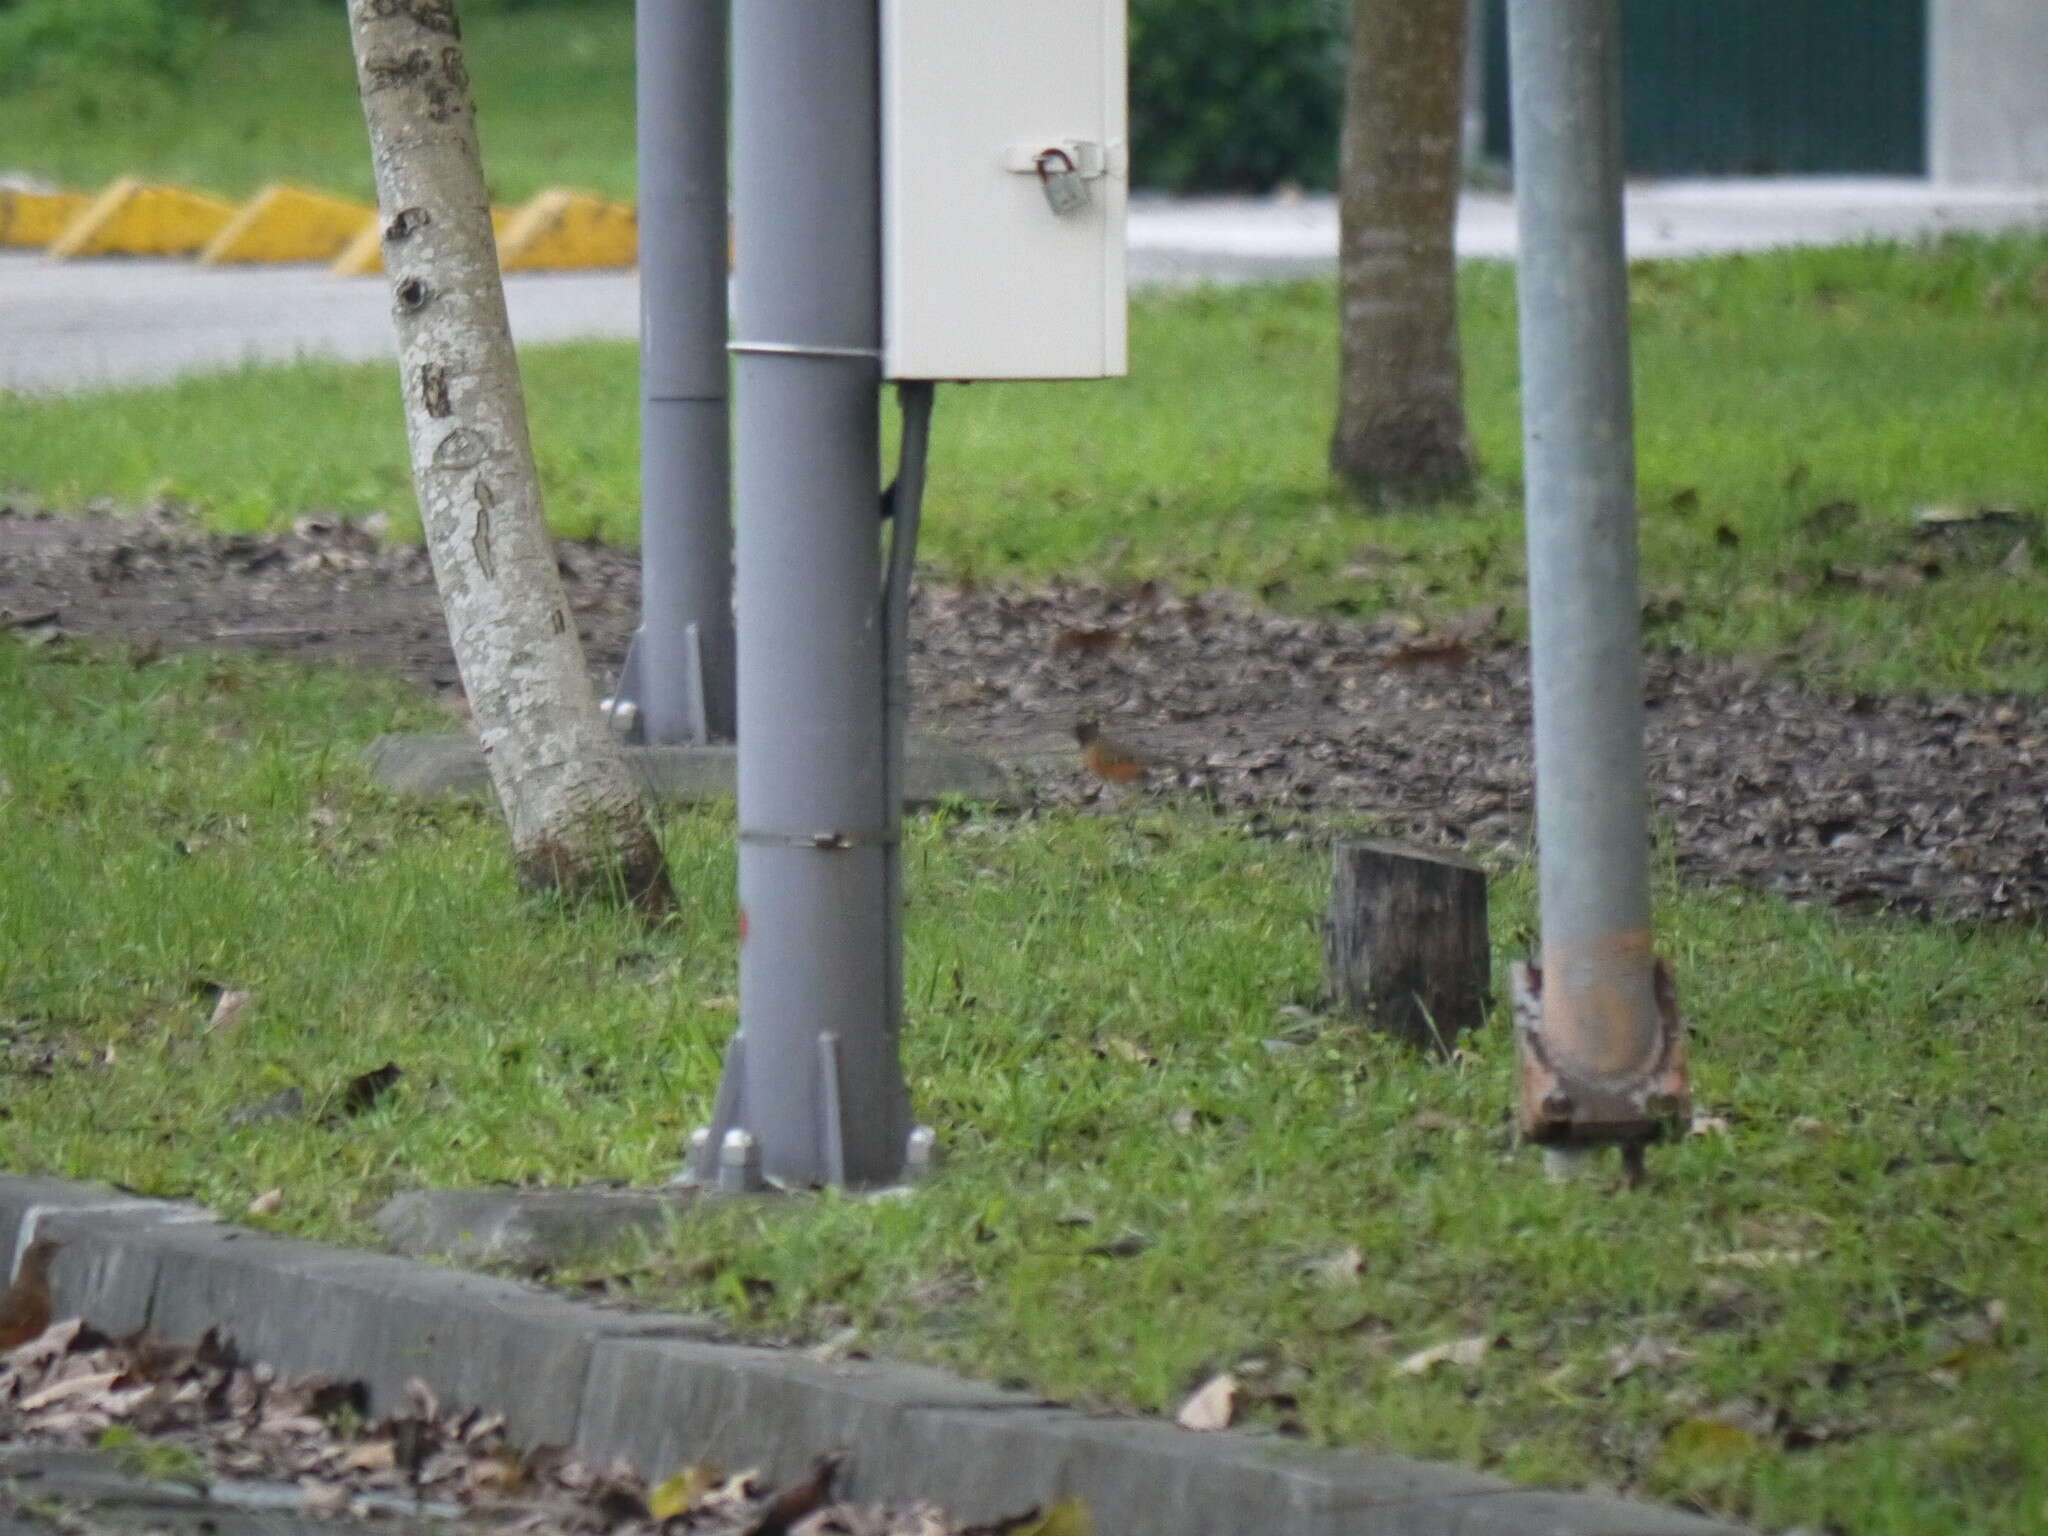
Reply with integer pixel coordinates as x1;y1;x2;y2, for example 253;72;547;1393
1129;0;1348;193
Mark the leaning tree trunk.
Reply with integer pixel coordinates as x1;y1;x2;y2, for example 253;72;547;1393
346;0;673;913
1330;0;1477;504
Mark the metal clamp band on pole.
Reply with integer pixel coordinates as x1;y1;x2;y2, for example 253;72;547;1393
738;828;899;850
727;340;886;361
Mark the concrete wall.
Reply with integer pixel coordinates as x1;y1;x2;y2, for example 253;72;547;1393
1929;0;2048;184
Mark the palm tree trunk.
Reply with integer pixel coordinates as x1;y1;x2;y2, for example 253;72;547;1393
1331;0;1477;504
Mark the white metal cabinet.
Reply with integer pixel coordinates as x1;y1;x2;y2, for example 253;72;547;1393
880;0;1128;380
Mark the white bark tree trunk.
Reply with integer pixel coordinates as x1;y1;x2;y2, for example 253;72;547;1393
346;0;672;913
1331;0;1477;504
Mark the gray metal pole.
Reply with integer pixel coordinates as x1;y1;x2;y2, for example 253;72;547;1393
1506;0;1687;1165
698;0;912;1187
618;0;735;744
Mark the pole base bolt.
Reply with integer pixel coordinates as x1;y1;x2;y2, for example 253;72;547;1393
717;1127;763;1193
905;1125;940;1180
676;1125;711;1184
598;695;642;742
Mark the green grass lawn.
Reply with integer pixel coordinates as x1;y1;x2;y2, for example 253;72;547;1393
8;88;2048;1527
2;4;635;204
5;235;2046;693
2;635;2045;1536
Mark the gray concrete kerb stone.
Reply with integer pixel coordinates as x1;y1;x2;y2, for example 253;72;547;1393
0;1174;1750;1536
364;733;1016;807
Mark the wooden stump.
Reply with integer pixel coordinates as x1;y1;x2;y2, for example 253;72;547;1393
1323;839;1489;1050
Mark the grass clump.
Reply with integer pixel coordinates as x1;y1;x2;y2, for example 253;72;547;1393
6;234;2048;693
3;636;2046;1535
0;4;635;203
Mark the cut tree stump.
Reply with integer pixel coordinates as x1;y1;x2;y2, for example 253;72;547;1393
1323;839;1489;1049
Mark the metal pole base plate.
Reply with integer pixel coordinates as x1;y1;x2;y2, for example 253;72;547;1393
1512;955;1690;1151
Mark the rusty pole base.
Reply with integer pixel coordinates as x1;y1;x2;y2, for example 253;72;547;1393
1512;956;1690;1172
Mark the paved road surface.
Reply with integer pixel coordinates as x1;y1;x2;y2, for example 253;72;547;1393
4;179;2046;395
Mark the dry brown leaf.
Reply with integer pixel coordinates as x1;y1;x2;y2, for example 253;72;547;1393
1688;1114;1732;1138
1385;636;1471;670
1930;1341;2001;1385
806;1326;864;1364
1175;1372;1237;1431
1800;499;1860;538
1662;1416;1762;1465
28;1408;110;1436
1931;1298;2011;1383
648;1462;719;1521
1018;1499;1094;1536
1301;1246;1365;1286
1699;1247;1818;1271
1913;504;2030;530
299;1477;353;1515
17;1318;84;1361
1051;626;1121;658
1641;586;1686;624
1396;1334;1507;1377
464;1448;523;1494
247;1187;284;1217
341;1062;402;1116
1097;1036;1155;1066
343;1440;397;1472
1607;1335;1695;1381
18;1369;125;1412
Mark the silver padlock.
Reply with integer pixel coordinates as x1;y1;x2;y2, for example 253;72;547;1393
1035;148;1090;216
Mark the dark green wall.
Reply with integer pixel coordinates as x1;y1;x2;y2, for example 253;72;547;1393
1482;0;1926;176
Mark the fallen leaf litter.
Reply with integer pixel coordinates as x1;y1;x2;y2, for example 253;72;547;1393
0;1319;1080;1535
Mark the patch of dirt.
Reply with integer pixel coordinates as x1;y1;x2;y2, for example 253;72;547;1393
3;506;2044;923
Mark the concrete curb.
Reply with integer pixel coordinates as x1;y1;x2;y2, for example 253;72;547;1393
364;733;1017;807
2;1174;1746;1536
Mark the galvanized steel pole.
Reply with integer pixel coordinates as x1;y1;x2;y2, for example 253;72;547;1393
1505;0;1688;1172
616;0;735;744
693;0;913;1187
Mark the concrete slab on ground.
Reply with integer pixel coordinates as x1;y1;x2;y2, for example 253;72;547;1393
364;731;1014;805
0;1448;449;1536
7;179;2046;394
0;1173;1750;1536
375;1184;714;1268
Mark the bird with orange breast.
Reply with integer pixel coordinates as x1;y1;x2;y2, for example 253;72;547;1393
1074;719;1160;785
0;1237;61;1351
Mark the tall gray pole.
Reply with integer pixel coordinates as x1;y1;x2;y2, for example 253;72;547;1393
617;0;735;744
694;0;912;1188
1505;0;1687;1171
